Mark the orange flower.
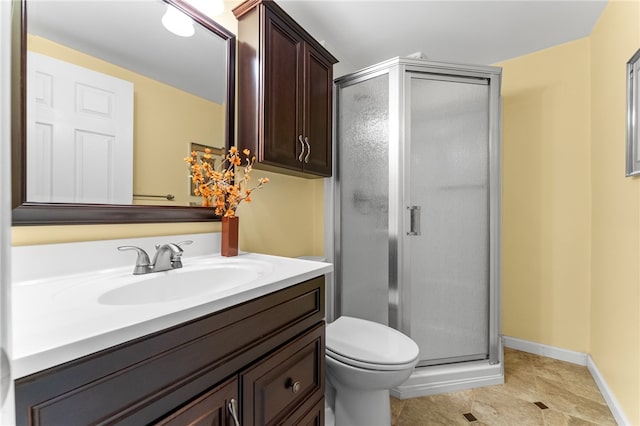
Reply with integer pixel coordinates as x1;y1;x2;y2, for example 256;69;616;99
184;147;269;217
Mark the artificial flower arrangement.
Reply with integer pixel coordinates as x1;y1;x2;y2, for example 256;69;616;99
185;146;269;217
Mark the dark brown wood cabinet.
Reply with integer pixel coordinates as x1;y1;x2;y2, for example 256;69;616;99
15;278;325;426
234;0;338;178
155;377;239;426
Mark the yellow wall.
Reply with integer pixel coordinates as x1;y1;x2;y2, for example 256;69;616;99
499;38;592;353
500;1;640;422
590;0;640;423
236;171;325;257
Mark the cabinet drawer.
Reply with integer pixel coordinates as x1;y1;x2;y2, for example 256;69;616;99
242;323;324;426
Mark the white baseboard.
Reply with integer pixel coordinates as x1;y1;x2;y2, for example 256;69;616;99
587;355;631;426
503;336;630;426
502;336;587;366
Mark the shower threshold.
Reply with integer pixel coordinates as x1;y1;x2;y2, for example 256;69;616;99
391;345;504;399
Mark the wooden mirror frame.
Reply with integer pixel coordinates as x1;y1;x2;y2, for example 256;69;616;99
11;0;235;225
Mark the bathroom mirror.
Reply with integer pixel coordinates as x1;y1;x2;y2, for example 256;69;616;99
627;48;640;177
11;0;235;224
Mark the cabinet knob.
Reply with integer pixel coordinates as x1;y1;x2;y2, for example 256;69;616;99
303;137;311;163
298;135;306;162
287;378;301;394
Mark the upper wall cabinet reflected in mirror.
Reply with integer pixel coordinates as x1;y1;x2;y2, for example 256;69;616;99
12;0;235;224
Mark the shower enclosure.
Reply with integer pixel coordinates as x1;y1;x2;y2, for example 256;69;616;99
333;57;502;397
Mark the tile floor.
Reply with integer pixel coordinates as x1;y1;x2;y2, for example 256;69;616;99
390;348;617;425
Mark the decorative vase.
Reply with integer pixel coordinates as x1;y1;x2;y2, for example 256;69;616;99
221;216;239;257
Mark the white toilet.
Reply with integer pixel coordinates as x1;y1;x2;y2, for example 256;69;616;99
325;316;420;426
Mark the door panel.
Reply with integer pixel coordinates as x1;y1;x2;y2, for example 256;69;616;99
302;44;332;176
405;74;490;365
263;11;302;170
26;51;133;204
336;73;390;325
155;377;238;426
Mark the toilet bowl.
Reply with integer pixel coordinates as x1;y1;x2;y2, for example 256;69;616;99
325;316;419;426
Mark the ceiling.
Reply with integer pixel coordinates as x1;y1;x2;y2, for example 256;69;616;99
276;0;608;76
27;0;228;104
25;0;608;100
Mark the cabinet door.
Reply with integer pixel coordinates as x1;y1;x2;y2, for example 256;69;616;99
302;44;333;176
241;323;325;426
155;377;239;426
282;397;324;426
263;10;303;171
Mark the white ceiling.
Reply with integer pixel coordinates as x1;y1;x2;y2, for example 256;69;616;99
277;0;608;76
26;0;608;98
27;0;228;104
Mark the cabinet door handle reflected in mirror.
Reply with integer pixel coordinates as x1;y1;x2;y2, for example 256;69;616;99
304;137;311;163
298;135;306;162
228;398;240;426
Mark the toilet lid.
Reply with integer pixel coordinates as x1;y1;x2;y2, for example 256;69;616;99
326;316;419;367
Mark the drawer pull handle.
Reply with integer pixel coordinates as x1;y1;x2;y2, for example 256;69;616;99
288;379;301;394
228;398;240;426
298;135;305;162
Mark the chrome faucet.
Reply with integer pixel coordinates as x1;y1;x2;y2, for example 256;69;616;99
118;240;193;275
152;243;183;272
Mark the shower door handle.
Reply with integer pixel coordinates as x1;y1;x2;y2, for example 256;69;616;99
407;206;421;236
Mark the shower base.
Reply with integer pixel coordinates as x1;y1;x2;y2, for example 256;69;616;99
391;342;504;399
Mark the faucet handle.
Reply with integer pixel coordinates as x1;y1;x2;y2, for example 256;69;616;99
154;240;192;250
170;241;192;269
118;246;152;275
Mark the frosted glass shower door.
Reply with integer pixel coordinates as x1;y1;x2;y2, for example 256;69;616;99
336;73;390;325
405;73;490;365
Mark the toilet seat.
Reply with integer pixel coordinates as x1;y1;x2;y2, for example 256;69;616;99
326;348;418;371
326;316;419;371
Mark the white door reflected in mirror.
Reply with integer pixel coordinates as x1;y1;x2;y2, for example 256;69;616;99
27;52;134;204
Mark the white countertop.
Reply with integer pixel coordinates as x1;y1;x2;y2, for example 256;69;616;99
12;244;332;379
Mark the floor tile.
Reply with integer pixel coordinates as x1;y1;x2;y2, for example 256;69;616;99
534;376;615;425
542;409;607;426
472;384;544;426
391;349;616;426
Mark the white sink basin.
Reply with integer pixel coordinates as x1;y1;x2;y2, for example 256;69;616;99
47;258;274;306
99;265;262;305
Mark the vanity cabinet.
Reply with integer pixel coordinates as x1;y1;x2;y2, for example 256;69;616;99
15;277;325;426
233;0;338;178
